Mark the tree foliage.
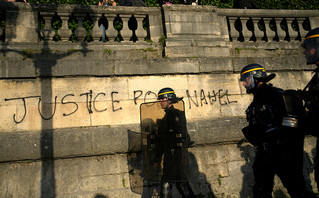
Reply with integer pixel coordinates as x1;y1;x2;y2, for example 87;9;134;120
27;0;319;9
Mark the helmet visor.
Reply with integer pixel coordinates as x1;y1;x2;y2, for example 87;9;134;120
157;94;166;100
240;73;255;93
299;38;319;65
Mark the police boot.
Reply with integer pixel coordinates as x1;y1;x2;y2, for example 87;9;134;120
176;182;195;198
160;182;172;198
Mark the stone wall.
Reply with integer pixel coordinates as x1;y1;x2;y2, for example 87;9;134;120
0;2;319;197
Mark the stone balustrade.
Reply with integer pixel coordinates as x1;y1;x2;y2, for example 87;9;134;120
218;9;319;43
38;5;155;42
0;2;163;43
1;3;319;197
1;2;319;45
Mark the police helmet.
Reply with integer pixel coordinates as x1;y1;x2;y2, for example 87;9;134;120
240;64;276;93
158;87;178;103
301;27;319;65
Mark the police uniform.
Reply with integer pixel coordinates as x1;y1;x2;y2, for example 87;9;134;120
304;68;319;189
240;64;305;198
245;84;305;198
301;27;319;192
154;105;194;198
153;87;195;198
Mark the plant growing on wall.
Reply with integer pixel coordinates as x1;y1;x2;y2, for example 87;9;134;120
51;13;62;41
113;15;123;42
83;14;93;42
68;14;78;42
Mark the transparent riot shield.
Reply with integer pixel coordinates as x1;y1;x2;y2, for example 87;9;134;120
140;100;189;183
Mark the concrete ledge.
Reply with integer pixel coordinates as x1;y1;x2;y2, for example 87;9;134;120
0;117;245;162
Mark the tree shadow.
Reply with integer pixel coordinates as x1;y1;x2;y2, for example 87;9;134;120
0;3;98;198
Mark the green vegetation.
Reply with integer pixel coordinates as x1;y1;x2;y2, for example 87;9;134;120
235;47;258;54
218;174;224;186
104;48;112;55
25;0;319;9
22;49;38;60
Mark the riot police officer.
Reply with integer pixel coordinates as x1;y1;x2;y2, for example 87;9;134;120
301;27;319;190
240;64;306;198
153;87;195;198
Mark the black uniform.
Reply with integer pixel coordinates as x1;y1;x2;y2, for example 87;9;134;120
242;84;305;198
154;105;194;198
304;68;319;189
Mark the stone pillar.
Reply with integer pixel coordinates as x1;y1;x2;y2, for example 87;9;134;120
59;13;72;42
135;15;147;42
286;18;299;41
298;18;308;38
120;15;131;41
228;17;240;41
148;10;163;42
40;12;55;41
264;18;276;42
106;15;118;42
91;13;102;42
74;13;87;41
252;17;264;42
241;17;251;42
275;18;287;41
6;5;38;42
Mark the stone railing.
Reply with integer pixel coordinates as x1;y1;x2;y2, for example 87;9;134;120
0;2;163;43
217;9;319;42
1;3;319;47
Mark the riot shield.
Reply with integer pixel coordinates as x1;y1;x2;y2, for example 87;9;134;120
140;100;189;183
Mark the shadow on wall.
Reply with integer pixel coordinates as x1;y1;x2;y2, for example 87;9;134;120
94;194;109;198
188;151;216;198
304;149;316;193
238;141;318;198
238;141;255;198
126;130;216;197
0;2;99;198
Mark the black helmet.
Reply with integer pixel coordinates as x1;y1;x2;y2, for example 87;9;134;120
301;27;319;65
240;64;276;93
158;87;178;102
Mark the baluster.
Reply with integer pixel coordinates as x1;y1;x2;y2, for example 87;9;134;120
298;18;308;39
120;15;131;42
275;18;287;41
135;15;147;42
74;13;86;41
40;12;55;41
106;15;118;42
252;18;264;42
91;14;101;42
58;13;71;41
228;17;240;42
286;18;298;41
263;18;275;42
241;17;252;41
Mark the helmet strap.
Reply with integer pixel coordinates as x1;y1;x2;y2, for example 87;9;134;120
164;99;172;109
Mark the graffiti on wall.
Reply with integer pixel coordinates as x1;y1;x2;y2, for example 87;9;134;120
4;89;237;124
